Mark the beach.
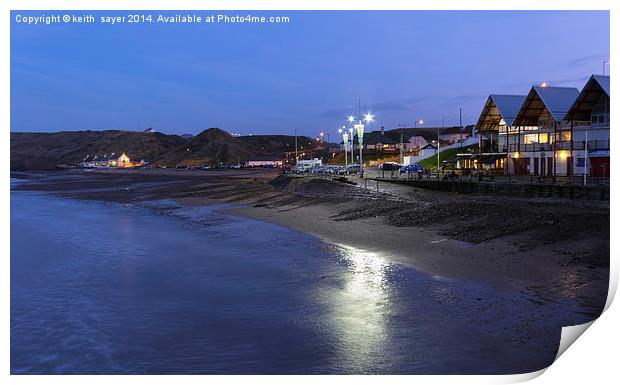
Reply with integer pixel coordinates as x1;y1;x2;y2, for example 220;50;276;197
11;168;610;316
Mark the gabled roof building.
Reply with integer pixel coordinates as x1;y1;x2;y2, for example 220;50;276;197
565;75;610;178
473;76;609;178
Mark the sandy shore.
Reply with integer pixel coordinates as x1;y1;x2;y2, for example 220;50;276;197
12;168;610;315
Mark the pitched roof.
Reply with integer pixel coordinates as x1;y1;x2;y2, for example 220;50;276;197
476;95;526;129
365;132;397;145
512;86;579;126
592;75;610;96
565;75;610;121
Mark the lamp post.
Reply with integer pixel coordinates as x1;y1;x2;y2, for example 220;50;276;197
294;128;298;167
339;126;349;167
355;122;364;176
397;124;406;164
603;59;609;76
346;112;373;176
347;115;355;168
438;116;450;175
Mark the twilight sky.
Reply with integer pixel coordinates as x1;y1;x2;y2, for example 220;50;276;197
11;10;609;137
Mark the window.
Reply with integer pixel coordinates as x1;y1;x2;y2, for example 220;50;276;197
524;134;538;144
524;133;548;144
592;114;609;124
560;131;571;141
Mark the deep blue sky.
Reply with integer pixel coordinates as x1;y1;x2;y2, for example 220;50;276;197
11;10;609;137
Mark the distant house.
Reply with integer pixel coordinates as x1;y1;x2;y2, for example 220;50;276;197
419;143;437;158
405;135;429;151
364;133;397;151
106;153;131;167
79;153;132;168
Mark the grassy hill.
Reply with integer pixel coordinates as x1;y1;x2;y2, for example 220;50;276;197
11;128;331;170
417;145;477;170
155;128;254;167
10;130;188;171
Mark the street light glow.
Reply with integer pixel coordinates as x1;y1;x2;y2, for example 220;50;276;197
363;112;374;123
541;81;548;88
418;120;424;125
347;115;355;123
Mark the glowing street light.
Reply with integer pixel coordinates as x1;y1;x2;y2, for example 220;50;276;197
355;122;365;175
415;119;424;128
345;108;375;176
319;131;330;147
540;81;548;88
342;130;350;167
348;127;354;166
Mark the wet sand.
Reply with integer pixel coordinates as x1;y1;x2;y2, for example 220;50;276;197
11;168;610;316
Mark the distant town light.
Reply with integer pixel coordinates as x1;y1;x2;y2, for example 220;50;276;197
418;120;424;125
540;82;548;88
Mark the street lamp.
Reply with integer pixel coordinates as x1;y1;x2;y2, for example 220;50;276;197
438;116;450;175
355;122;365;175
349;127;354;167
342;130;349;167
415;119;424;128
338;126;349;167
353;112;373;176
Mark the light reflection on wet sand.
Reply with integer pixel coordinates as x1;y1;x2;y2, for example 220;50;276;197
11;191;600;374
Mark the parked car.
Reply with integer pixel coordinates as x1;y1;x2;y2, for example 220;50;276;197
346;164;360;174
400;164;424;174
379;162;402;171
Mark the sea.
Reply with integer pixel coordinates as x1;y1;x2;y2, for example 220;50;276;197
10;180;595;374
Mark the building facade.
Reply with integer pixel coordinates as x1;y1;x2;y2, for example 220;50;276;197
565;75;610;178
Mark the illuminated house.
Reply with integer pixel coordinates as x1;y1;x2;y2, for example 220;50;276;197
79;153;132;168
565;75;610;178
510;86;579;176
475;94;526;172
106;153;131;167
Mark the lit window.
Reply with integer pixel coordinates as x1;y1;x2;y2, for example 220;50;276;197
561;131;571;141
539;133;548;143
524;134;538;144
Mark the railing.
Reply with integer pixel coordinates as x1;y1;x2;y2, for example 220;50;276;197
499;140;610;154
572;140;610;151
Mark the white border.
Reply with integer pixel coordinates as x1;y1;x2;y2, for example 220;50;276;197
3;1;617;384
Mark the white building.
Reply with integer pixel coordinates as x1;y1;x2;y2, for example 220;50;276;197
565;75;610;178
510;86;579;176
296;158;322;171
404;135;429;151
